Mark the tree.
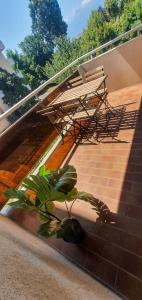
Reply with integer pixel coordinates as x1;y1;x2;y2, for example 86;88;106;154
119;0;142;33
81;10;116;53
0;67;35;122
19;34;53;66
7;49;47;90
7;33;52;89
29;0;67;43
44;36;82;83
81;0;142;54
7;0;68;90
104;0;124;19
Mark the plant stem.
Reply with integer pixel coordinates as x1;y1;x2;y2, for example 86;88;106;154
65;200;70;218
40;209;61;222
69;199;77;215
39;211;52;221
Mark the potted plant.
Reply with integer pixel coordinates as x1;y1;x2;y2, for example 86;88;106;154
4;165;112;244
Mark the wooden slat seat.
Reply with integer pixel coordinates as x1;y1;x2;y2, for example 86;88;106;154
57;108;97;123
81;88;107;101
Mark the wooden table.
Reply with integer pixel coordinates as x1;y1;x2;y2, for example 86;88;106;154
37;75;108;143
50;75;107;108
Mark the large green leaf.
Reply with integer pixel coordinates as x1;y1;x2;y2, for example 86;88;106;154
47;165;77;194
66;188;79;202
8;200;29;209
22;175;50;203
48;189;66;202
22;175;67;207
38;165;51;177
4;188;34;209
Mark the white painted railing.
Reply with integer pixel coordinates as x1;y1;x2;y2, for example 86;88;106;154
0;24;142;123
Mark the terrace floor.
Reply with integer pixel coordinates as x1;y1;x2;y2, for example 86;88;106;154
67;82;142;216
3;82;142;300
47;82;142;300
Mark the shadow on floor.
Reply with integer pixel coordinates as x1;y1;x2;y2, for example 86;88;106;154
78;103;138;144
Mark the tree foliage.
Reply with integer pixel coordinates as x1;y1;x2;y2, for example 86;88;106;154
29;0;67;42
81;0;142;53
104;0;124;19
81;10;116;53
0;67;35;122
19;34;53;66
44;36;82;83
7;46;48;90
119;0;142;32
7;0;67;90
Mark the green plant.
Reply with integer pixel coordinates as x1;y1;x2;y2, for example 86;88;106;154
4;165;112;242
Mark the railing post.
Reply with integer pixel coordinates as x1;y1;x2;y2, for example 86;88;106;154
137;29;141;36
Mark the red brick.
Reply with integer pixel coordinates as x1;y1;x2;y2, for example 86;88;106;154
112;215;142;238
127;204;142;221
131;182;142;194
83;232;141;276
84;251;117;287
102;244;139;276
116;269;142;300
120;191;142;206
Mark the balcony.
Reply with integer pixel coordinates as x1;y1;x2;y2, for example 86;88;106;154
1;27;142;300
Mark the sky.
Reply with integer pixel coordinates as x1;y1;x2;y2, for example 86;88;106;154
0;0;104;53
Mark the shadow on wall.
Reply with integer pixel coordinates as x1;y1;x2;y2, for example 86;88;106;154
79;35;142;92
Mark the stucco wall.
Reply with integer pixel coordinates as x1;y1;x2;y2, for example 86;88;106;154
79;35;142;92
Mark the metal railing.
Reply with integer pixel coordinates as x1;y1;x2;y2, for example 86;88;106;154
0;23;142;124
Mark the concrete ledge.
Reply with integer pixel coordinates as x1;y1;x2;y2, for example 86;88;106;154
0;215;120;300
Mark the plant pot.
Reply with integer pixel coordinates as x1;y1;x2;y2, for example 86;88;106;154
62;218;85;244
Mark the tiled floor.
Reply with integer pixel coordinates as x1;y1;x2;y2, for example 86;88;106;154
68;83;142;216
50;83;142;300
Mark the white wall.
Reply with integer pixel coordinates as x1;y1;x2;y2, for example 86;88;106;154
79;35;142;92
